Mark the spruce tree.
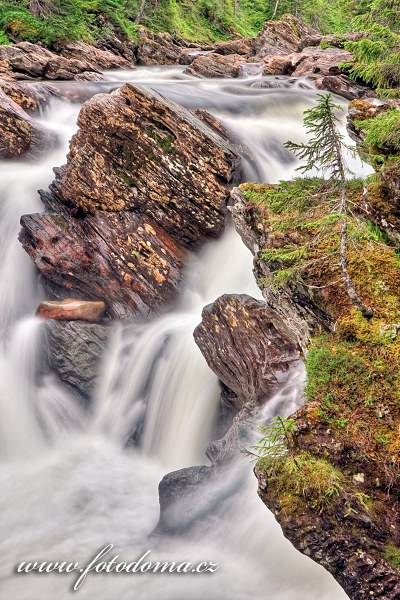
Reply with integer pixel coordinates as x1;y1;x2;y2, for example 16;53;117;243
284;93;373;318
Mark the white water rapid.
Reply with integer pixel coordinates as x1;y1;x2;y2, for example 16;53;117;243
0;68;368;600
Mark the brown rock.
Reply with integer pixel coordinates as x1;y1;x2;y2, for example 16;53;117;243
20;211;186;321
213;38;255;56
280;14;318;39
289;46;353;77
299;31;367;51
0;42;101;80
0;88;56;159
0;76;59;111
315;74;375;100
184;53;247;78
254;20;301;58
262;55;291;75
60;41;133;70
194;294;301;405
36;299;106;322
136;28;183;66
51;83;239;249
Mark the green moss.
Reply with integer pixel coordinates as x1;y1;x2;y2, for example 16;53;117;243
258;451;344;507
385;543;400;570
147;124;176;154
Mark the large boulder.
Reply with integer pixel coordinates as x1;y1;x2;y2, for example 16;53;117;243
0;76;58;111
0;88;56;159
184;53;247;78
135;28;183;65
44;320;111;399
60;41;134;70
20;211;186;320
289;46;353;77
49;84;240;248
253;20;301;57
194;294;301;405
0;42;102;80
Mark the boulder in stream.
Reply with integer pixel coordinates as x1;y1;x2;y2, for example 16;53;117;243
44;319;111;399
194;294;301;406
0;88;56;159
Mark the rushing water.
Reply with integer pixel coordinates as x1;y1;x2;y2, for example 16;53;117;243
0;67;369;599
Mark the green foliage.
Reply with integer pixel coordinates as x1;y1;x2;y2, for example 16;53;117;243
346;1;400;97
357;110;400;155
385;543;400;569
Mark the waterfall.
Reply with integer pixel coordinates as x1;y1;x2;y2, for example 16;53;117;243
0;68;358;599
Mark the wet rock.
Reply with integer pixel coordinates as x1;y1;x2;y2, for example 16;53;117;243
254;20;301;58
0;76;58;111
44;319;110;399
50;83;239;249
238;62;264;78
184;53;247;78
262;55;291;75
135;28;183;65
37;299;106;322
60;41;133;70
155;466;213;534
0;88;56;159
194;294;301;404
20;211;186;321
289;46;353;77
0;42;101;80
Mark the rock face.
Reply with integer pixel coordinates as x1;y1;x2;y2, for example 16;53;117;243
44;320;110;399
0;42;102;80
37;299;105;322
20;83;239;319
194;294;300;405
50;84;239;248
347;99;400;244
0;88;55;159
253;20;301;57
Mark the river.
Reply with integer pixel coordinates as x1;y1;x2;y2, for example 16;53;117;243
0;67;369;599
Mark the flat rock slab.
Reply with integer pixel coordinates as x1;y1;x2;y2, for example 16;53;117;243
37;299;106;322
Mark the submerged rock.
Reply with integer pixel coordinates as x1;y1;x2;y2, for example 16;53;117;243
0;88;56;159
36;299;105;322
44;320;110;399
194;294;301;405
